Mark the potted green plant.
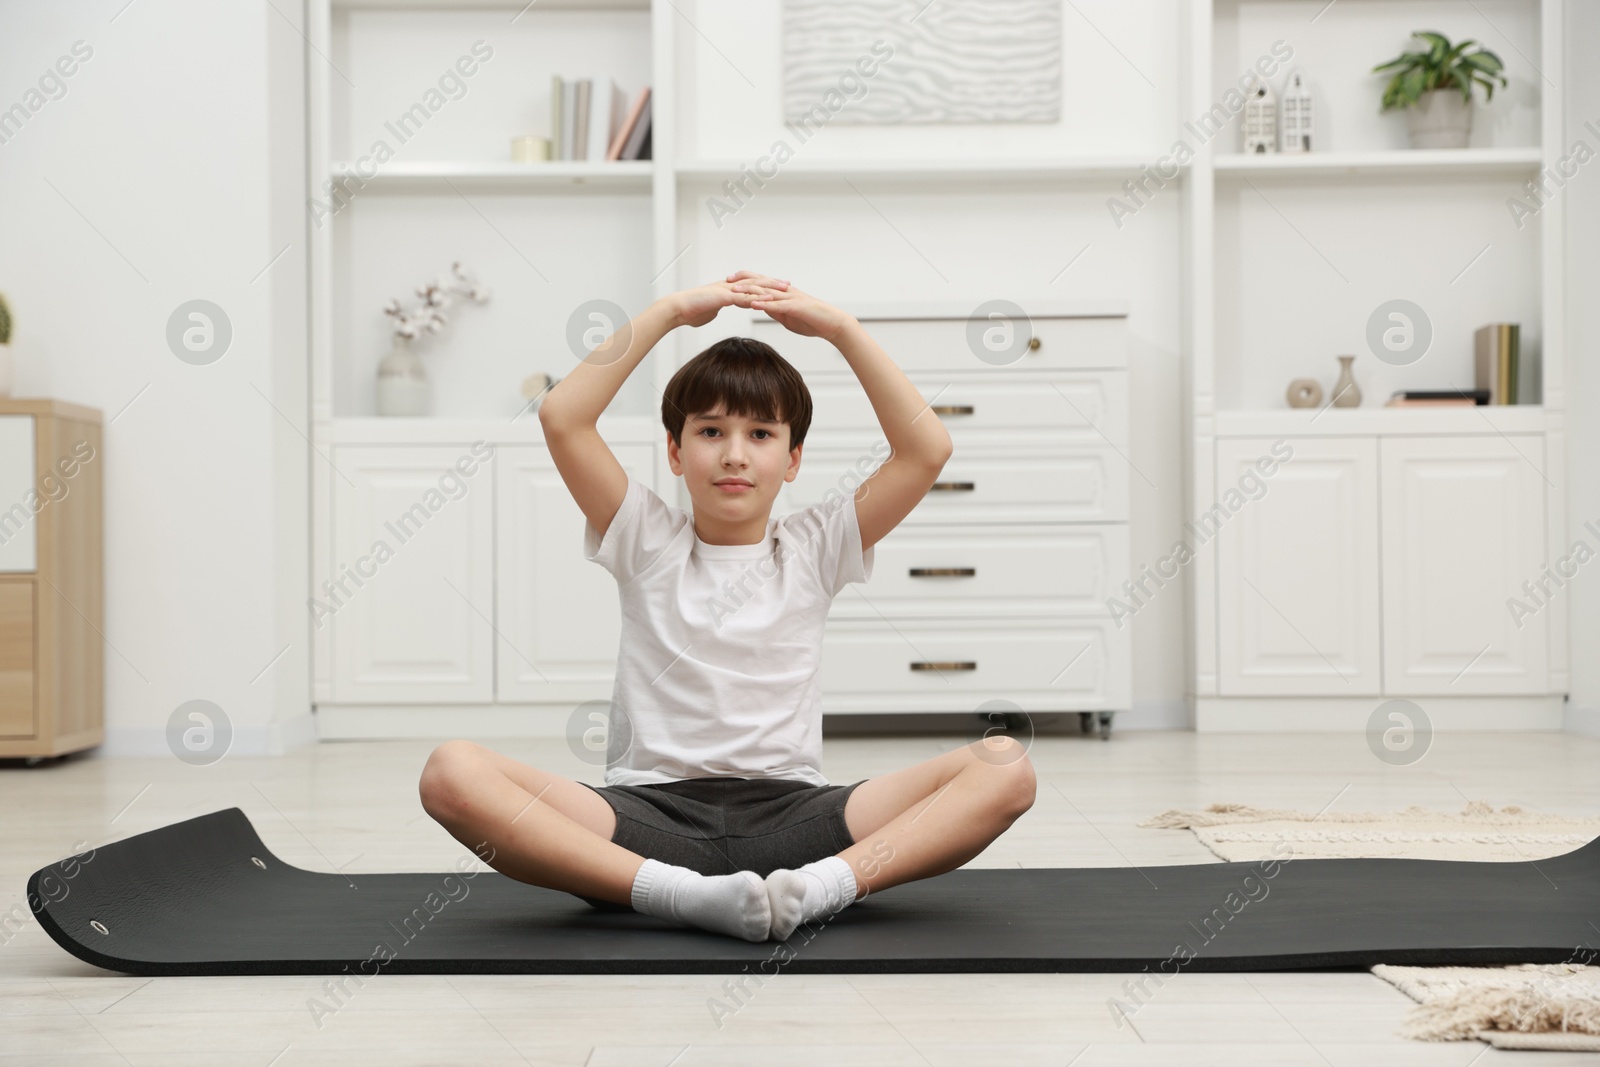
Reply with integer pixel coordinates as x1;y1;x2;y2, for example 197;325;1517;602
1374;31;1507;149
0;292;12;397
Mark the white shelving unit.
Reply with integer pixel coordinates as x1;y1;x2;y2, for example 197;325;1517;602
302;0;1145;723
1183;0;1569;729
304;0;1571;731
306;0;677;709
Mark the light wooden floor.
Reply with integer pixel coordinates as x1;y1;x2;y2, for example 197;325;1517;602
4;728;1598;1066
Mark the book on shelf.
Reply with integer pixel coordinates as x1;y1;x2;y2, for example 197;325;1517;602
1474;322;1521;405
550;74;563;161
1385;389;1489;408
598;79;626;161
572;79;591;160
611;86;652;161
549;78;649;162
560;77;577;161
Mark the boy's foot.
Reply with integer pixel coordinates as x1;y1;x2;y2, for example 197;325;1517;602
631;859;770;942
764;856;860;941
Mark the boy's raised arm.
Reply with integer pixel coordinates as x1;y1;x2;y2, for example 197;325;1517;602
729;275;954;553
540;275;784;430
538;278;782;542
538;299;683;432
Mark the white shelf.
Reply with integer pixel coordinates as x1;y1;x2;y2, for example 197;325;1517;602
327;160;653;192
1213;406;1549;438
1214;147;1543;179
675;157;1162;184
330;414;659;446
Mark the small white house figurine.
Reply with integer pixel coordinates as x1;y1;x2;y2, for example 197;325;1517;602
1280;69;1314;152
1243;76;1278;154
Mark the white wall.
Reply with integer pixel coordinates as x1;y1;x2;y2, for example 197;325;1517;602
0;0;311;755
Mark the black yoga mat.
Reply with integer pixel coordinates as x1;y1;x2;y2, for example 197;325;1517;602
28;807;1600;976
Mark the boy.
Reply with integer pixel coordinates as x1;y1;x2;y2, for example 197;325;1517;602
419;270;1036;942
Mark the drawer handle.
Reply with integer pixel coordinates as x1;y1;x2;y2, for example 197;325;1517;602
930;404;974;416
911;661;977;672
928;481;975;493
909;567;976;577
1028;337;1041;351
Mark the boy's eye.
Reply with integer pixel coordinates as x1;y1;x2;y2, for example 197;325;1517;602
700;427;773;439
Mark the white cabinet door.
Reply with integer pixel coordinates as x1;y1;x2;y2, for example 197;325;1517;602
1216;437;1381;695
495;444;654;703
329;445;496;703
1381;435;1548;694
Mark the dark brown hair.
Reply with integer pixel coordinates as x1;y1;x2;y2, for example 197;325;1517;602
660;336;813;450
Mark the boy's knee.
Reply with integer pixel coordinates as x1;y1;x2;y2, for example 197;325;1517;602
980;740;1036;818
1001;751;1037;819
968;737;1036;818
419;739;482;818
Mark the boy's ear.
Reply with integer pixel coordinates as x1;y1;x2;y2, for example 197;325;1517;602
666;431;682;474
786;441;802;482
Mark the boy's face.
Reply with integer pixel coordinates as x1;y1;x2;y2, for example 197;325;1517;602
667;404;802;533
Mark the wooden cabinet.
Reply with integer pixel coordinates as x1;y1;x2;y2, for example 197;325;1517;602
0;400;103;758
0;581;36;737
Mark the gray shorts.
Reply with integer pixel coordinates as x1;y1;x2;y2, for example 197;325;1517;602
583;775;863;879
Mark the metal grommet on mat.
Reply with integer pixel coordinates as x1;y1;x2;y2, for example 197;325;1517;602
251;857;266;870
90;920;108;935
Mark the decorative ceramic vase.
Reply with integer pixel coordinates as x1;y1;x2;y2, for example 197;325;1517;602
1286;378;1323;409
1406;89;1472;149
1332;355;1362;408
376;336;429;416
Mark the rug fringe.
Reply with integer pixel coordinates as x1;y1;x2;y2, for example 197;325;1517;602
1137;800;1541;829
1374;963;1600;1046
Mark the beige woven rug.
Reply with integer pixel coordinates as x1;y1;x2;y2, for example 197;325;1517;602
1139;801;1600;1050
1373;964;1600;1051
1137;801;1600;862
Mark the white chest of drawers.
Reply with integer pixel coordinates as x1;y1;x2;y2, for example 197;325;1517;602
746;301;1132;737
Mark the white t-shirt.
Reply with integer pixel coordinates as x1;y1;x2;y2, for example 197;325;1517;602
582;474;875;786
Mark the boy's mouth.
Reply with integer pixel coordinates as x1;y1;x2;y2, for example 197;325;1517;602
714;478;754;492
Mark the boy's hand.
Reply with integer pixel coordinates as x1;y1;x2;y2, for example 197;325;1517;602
671;272;790;329
729;274;855;344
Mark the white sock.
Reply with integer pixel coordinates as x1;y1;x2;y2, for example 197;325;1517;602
764;855;860;942
630;859;770;943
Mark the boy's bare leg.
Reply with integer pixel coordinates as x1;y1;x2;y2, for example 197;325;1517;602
839;736;1037;894
763;738;1035;938
418;740;643;905
420;741;774;942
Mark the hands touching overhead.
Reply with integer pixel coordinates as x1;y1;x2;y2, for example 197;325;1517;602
670;271;856;343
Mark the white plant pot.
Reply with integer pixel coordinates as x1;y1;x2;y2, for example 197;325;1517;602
1406;89;1473;149
0;344;12;398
